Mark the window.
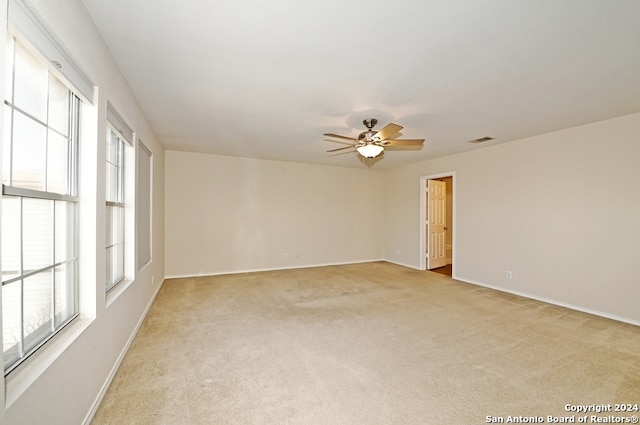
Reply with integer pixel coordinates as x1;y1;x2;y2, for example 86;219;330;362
105;105;132;292
2;37;80;373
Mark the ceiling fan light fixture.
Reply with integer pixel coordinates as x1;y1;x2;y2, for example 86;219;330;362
357;144;384;158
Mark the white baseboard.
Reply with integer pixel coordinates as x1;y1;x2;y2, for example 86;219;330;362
168;263;639;327
83;278;166;425
164;259;387;280
384;259;422;270
454;276;640;327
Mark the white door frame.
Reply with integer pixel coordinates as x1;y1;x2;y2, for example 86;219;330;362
419;172;456;272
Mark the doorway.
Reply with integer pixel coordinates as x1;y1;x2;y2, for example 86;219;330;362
420;173;454;277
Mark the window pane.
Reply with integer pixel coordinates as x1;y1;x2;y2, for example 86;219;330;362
13;43;48;122
106;130;123;203
115;207;124;244
106;245;113;286
54;263;76;327
113;243;124;283
106;203;124;290
106;244;124;288
48;76;69;136
55;201;76;263
106;205;124;246
105;205;112;246
12;110;47;191
106;162;119;202
2;281;22;369
23;271;53;353
3;105;11;185
107;130;119;164
1;196;21;283
23;198;53;273
47;130;69;194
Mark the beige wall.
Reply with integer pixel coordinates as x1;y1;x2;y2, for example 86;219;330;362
384;113;640;324
165;151;385;277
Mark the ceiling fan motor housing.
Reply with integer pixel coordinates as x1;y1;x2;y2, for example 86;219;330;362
358;130;378;143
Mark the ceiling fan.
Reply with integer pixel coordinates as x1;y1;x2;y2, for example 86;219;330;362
324;118;425;158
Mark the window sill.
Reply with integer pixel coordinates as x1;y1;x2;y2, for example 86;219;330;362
106;278;133;307
4;315;94;408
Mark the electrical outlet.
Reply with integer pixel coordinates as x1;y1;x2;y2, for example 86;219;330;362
283;253;288;260
396;249;401;256
506;271;513;279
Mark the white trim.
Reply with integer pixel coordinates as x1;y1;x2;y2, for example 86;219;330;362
164;260;639;326
419;172;456;272
454;276;640;327
105;278;134;308
384;259;421;270
2;184;78;202
82;278;166;425
164;259;387;280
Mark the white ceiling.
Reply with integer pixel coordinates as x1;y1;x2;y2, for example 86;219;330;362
80;0;640;169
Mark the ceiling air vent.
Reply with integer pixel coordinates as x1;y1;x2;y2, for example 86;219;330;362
468;136;494;144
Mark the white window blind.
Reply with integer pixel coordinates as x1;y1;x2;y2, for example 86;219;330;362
8;0;95;104
106;102;133;144
137;142;152;270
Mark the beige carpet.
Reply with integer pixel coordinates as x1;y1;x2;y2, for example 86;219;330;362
91;262;640;424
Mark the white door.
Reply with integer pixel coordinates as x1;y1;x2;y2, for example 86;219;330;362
427;179;447;269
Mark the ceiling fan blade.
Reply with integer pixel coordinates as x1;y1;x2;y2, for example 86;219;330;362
374;123;403;141
326;139;358;146
384;139;425;146
327;145;356;153
324;133;357;142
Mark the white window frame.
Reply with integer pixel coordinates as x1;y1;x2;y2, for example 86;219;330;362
105;104;132;293
2;35;81;374
105;126;125;291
